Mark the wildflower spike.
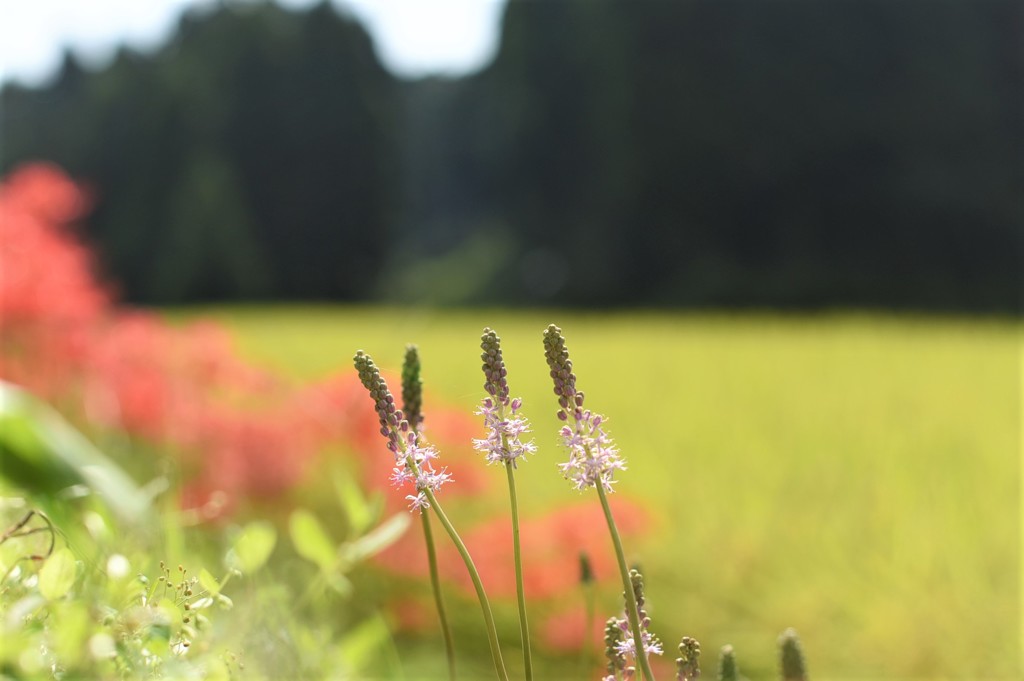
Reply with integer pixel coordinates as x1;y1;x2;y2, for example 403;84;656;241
355;350;508;681
543;325;625;491
607;568;663;673
354;350;404;454
779;629;808;681
477;328;535;681
675;637;701;681
603;616;627;680
717;645;738;681
629;569;662;656
402;344;424;432
542;323;581;421
473;329;536;467
480;327;510;404
353;350;450;512
546;324;652;680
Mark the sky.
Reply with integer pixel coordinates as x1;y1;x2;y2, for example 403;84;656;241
0;0;507;86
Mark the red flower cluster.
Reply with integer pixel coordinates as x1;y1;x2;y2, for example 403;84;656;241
375;498;647;596
0;164;422;511
0;163;513;516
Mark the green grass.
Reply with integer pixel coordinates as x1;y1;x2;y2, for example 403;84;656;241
175;305;1020;680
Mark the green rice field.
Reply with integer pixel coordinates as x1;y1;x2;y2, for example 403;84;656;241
180;306;1020;680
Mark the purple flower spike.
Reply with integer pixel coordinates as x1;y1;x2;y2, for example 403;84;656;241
473;400;537;468
354;350;451;513
542;325;628;493
474;329;536;468
558;408;626;492
607;569;664;674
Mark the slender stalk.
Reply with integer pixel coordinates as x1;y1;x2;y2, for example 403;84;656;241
420;510;457;681
596;484;657;681
505;462;534;681
424;487;509;681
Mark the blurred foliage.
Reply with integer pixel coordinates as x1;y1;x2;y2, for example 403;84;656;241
1;0;1019;312
0;382;153;522
0;386;410;680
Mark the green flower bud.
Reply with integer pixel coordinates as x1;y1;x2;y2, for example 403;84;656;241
718;644;738;681
779;628;808;681
401;344;424;432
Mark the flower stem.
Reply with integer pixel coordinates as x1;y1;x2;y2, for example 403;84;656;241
505;461;534;681
424;488;509;681
420;509;457;681
596;484;657;681
578;578;595;676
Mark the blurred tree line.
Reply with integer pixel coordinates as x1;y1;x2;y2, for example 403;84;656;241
2;0;1020;311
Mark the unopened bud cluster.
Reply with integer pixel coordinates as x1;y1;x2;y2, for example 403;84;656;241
355;351;407;455
480;328;510;404
718;645;738;681
543;324;583;421
629;569;663;659
675;636;700;681
605;568;663;677
402;344;424;432
603;617;629;681
779;628;808;681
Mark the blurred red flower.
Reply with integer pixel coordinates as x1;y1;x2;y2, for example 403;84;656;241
374;497;649;602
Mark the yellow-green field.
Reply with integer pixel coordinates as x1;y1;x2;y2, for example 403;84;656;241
179;306;1020;680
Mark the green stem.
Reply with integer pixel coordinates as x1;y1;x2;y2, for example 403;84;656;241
578;581;595;676
424;488;509;681
505;462;534;681
420;510;457;681
596;484;657;681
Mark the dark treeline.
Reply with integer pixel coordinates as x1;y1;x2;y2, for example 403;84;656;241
2;0;1020;311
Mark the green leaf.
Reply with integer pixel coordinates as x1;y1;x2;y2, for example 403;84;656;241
334;470;376;535
189;596;214;610
145;632;171;659
0;382;153;521
325;572;353;596
156;597;182;633
199;568;221;596
338;615;392;673
50;600;90;665
341;513;409;565
289;509;336;572
226;521;276;574
38;547;76;600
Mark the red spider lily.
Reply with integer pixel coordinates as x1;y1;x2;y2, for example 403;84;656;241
0;162;505;511
374;498;649;602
